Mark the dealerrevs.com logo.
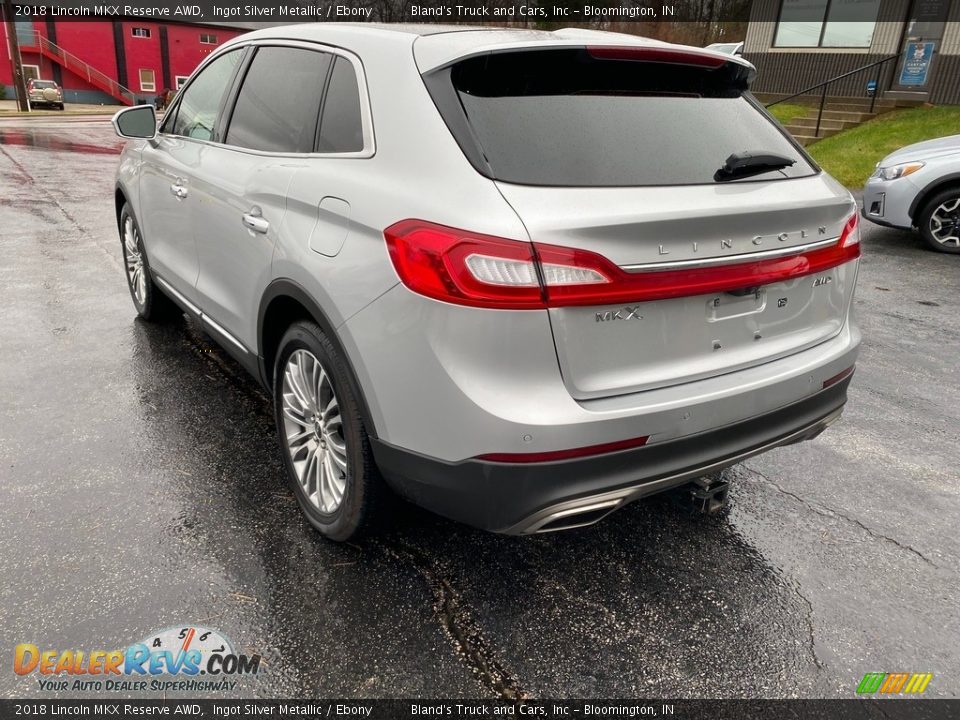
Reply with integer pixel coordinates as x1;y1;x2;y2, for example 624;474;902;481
14;626;263;693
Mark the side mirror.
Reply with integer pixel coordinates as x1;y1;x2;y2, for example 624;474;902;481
111;105;157;139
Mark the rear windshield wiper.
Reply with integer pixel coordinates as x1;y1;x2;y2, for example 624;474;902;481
715;151;796;181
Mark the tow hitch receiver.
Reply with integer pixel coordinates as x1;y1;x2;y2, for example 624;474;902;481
685;473;730;514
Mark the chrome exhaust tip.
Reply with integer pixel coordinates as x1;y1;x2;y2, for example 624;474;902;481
524;499;623;534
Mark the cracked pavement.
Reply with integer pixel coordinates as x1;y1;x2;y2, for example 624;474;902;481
1;117;958;700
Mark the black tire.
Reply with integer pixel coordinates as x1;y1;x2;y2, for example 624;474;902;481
118;203;180;321
273;320;387;541
918;187;960;254
56;103;64;111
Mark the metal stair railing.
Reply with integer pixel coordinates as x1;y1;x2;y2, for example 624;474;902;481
766;53;902;138
20;30;138;105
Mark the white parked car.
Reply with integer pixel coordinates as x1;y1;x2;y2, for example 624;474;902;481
863;134;960;253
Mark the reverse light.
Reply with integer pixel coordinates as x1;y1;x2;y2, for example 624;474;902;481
384;211;861;310
464;255;539;287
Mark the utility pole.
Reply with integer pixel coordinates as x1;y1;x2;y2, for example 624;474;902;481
2;0;29;111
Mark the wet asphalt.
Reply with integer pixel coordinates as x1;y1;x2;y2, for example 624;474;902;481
0;117;958;701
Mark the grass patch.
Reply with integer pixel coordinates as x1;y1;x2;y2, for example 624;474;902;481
768;103;810;126
807;105;960;188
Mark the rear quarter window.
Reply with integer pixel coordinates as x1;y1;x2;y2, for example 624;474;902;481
317;57;364;153
426;49;815;187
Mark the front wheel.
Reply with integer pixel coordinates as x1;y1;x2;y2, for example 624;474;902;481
918;188;960;254
119;203;179;321
273;321;387;541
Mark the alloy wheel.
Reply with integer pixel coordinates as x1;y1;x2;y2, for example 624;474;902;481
123;216;147;305
929;197;960;248
281;349;348;514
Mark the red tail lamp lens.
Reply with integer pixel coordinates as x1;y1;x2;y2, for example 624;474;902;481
384;210;861;310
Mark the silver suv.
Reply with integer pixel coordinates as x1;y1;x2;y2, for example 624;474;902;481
862;134;960;253
112;25;861;541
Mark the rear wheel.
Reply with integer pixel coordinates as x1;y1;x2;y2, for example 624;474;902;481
119;203;179;321
918;188;960;254
273;321;386;541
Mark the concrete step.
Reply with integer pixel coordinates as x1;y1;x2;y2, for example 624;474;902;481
758;92;890;104
788;116;860;131
787;126;842;145
761;95;897;111
818;110;877;122
821;102;894;113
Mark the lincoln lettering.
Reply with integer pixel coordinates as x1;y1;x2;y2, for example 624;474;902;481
657;227;829;255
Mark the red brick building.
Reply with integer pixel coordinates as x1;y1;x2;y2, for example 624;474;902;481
1;17;246;105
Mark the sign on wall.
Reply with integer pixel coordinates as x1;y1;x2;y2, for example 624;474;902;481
899;41;936;86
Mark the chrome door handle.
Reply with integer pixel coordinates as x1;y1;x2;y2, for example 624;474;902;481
242;208;269;234
169;183;188;200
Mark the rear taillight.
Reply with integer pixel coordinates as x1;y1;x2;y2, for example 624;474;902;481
384;211;861;310
384;220;545;309
837;211;860;248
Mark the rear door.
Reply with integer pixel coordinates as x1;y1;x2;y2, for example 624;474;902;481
191;44;332;351
426;47;858;399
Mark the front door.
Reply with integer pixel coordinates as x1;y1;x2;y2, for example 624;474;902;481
138;137;203;305
138;47;244;307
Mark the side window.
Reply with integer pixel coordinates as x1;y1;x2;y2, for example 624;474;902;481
226;47;331;153
170;49;242;142
318;57;364;153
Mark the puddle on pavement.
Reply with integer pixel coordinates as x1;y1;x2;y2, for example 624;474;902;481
0;129;121;154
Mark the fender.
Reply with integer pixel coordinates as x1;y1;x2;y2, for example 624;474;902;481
258;278;379;439
909;172;960;221
114;180;134;230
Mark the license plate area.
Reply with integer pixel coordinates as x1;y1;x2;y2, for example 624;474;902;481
549;264;855;399
708;290;766;322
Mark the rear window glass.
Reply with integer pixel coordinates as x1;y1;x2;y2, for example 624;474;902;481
433;49;814;187
31;80;56;89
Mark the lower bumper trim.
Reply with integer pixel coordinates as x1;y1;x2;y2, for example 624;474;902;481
508;405;840;534
371;377;851;534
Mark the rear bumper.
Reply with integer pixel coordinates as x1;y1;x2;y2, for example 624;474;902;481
372;376;852;534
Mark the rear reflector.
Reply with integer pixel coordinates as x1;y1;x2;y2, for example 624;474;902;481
823;365;855;389
587;46;727;68
476;435;649;464
384;211;860;310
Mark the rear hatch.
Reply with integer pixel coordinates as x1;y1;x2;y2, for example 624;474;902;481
421;43;859;399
